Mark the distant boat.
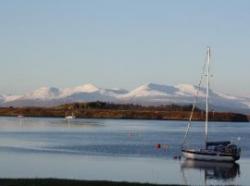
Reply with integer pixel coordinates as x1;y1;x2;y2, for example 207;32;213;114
181;47;241;162
65;112;76;120
17;115;24;118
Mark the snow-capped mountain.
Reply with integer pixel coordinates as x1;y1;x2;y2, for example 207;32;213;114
61;83;99;97
0;95;4;104
3;95;22;102
23;87;61;100
1;83;123;107
1;83;250;114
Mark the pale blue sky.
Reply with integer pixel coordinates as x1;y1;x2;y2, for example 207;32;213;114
0;0;249;95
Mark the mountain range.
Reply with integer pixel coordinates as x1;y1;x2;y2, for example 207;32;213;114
1;83;250;114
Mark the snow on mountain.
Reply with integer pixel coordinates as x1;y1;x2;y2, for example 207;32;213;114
61;83;99;97
120;83;204;99
0;83;250;114
174;84;206;97
59;84;128;103
1;84;124;107
238;96;250;108
119;83;196;105
60;84;129;101
122;83;178;98
0;94;22;104
118;83;250;113
0;95;4;104
3;95;22;102
23;87;61;100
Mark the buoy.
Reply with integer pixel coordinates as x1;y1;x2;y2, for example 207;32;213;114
155;144;161;149
163;144;169;149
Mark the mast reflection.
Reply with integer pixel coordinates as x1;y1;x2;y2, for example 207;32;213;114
181;160;240;181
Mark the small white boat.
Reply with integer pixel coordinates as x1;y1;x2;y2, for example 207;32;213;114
181;48;241;162
65;115;75;119
17;115;24;118
65;112;76;120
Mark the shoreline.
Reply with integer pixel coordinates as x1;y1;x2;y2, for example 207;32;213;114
0;178;185;186
0;102;248;122
0;114;249;123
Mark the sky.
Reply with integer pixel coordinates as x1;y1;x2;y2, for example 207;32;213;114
0;0;249;96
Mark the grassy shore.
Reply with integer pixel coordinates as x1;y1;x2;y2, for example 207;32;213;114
0;178;185;186
0;102;248;122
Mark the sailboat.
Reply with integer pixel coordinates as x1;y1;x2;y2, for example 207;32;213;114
65;112;76;120
181;47;241;162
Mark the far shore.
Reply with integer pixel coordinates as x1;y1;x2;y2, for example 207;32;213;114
0;178;185;186
0;102;249;122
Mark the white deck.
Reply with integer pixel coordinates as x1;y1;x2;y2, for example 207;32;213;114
182;150;235;162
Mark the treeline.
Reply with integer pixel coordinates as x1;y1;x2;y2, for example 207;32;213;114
58;101;202;112
0;101;248;122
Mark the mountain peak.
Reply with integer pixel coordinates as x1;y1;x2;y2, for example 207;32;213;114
74;83;99;93
25;86;61;100
124;83;178;98
60;83;99;97
175;84;206;97
176;83;196;92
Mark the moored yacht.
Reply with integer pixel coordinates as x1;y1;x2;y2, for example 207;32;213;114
181;48;241;162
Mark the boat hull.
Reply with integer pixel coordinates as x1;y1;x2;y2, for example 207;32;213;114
65;116;75;119
182;149;237;162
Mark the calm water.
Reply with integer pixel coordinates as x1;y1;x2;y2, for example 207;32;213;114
0;117;249;185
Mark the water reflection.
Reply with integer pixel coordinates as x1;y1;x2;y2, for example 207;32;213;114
0;117;249;185
181;160;240;183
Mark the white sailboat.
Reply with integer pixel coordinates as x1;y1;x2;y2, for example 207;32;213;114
181;47;241;162
65;112;76;120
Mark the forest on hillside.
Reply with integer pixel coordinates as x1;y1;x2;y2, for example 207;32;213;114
0;101;248;122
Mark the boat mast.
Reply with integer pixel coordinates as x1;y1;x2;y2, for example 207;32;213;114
205;47;210;148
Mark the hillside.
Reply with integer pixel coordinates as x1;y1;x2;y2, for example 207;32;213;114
0;102;248;122
1;83;250;114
